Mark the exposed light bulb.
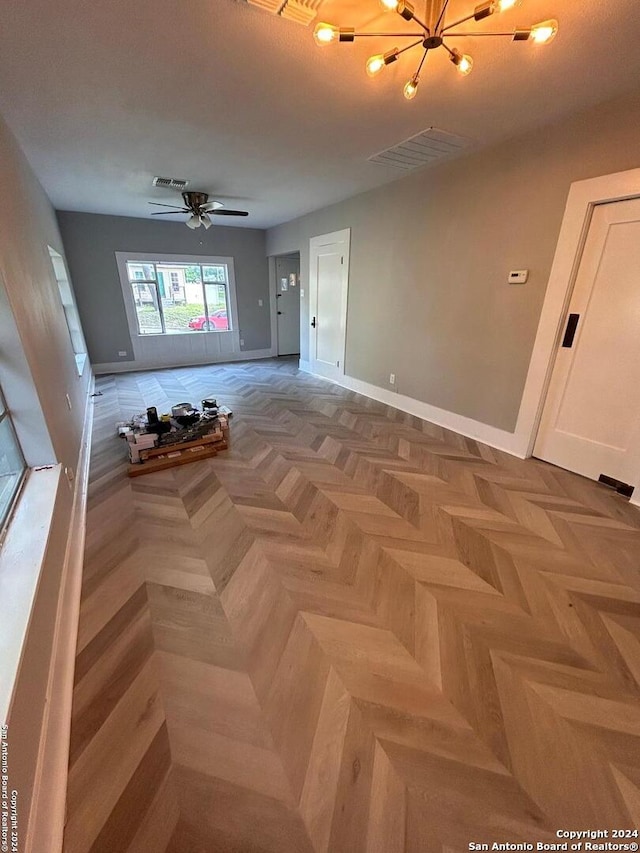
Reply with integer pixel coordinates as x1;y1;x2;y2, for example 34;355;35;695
313;22;339;45
366;54;386;77
494;0;520;10
186;214;200;230
457;54;473;75
380;0;399;9
530;19;558;44
403;75;419;100
365;49;398;78
450;49;474;75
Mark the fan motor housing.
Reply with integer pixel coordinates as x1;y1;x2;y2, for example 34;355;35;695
182;191;209;210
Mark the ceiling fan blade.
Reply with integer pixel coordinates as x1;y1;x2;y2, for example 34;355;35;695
201;201;224;211
210;209;249;216
151;211;189;215
148;202;188;209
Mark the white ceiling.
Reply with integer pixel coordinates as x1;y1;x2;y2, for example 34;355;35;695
1;0;639;229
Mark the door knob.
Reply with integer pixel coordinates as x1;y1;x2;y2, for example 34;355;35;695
311;316;317;328
277;311;282;315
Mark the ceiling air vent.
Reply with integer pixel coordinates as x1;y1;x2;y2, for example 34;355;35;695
245;0;323;26
368;127;473;171
152;176;189;190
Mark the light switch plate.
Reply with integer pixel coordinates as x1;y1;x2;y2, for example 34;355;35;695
508;270;528;284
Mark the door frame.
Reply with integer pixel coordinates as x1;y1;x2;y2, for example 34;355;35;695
270;252;301;357
511;167;640;502
308;229;351;381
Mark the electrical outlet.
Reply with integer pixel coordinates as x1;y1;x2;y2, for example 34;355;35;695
258;299;263;307
240;339;245;347
65;393;72;410
300;289;305;298
118;350;127;357
389;373;396;385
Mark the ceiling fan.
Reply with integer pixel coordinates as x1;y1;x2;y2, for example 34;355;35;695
149;191;249;230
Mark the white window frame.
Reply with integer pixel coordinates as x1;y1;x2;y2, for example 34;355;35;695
49;247;88;377
116;252;238;340
115;252;243;369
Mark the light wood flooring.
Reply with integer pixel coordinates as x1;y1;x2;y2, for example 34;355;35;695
64;357;640;853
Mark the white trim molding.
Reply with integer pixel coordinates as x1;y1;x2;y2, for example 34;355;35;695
512;167;640;461
298;360;525;456
24;378;95;853
93;347;276;375
300;168;640;502
114;251;262;370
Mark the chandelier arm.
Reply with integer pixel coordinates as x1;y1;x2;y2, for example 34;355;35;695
415;47;429;76
444;31;517;36
397;38;429;56
433;0;451;33
350;31;426;37
441;12;477;32
411;15;431;33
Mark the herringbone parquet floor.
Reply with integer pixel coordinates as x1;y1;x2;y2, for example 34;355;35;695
64;358;640;853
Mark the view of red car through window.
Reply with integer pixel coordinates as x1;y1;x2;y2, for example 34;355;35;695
188;309;228;331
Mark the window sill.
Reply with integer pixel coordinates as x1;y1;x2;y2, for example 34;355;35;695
0;464;61;722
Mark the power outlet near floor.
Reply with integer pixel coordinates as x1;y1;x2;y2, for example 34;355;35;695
389;373;396;386
118;350;127;357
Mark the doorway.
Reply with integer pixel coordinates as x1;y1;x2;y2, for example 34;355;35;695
534;197;640;491
274;254;300;356
308;229;351;381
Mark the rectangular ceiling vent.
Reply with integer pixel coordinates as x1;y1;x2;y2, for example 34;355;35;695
245;0;323;26
152;176;189;190
368;127;473;171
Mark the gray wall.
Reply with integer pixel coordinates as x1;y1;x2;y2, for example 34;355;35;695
57;212;270;365
0;112;92;826
267;87;640;433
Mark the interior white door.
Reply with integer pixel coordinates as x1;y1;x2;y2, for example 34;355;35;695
309;229;350;380
275;255;300;356
534;197;640;487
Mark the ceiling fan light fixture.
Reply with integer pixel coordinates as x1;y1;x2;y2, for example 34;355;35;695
201;214;213;229
495;0;521;11
186;214;200;230
380;0;399;10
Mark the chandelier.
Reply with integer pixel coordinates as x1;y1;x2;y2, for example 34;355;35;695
313;0;558;100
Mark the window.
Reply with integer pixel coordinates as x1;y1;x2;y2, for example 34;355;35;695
0;387;27;532
124;260;232;335
49;247;88;376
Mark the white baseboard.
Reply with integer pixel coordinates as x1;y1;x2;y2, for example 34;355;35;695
93;348;276;375
298;360;526;458
24;377;95;853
